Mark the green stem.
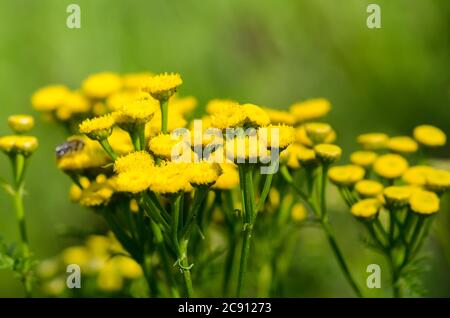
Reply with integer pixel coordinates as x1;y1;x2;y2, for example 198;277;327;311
237;165;256;297
160;99;169;134
256;172;274;212
99;138;117;160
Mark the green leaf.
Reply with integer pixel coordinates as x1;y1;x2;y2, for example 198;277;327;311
0;253;14;270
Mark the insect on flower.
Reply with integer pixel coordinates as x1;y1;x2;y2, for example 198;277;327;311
55;139;85;159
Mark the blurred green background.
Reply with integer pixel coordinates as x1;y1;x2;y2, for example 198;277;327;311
0;0;449;297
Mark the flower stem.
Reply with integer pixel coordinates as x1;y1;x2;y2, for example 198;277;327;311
99;138;117;160
160;99;169;134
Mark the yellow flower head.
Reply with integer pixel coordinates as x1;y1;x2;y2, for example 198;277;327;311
206;99;239;115
350;151;378;168
289;98;331;123
170;96;198;115
355;180;384;198
79;114;115;140
314;143;342;163
291;203;307;222
79;177;115;207
122;72;153;90
387;136;418;154
108;128;134;155
8;115;35;134
141;72;182;101
409;190;440;215
402;165;435;186
114;151;154;174
213;163;240;190
62;246;90;267
297;145;317;166
259;124;295;150
413;125;446;147
225;134;270;163
114;170;153;194
357;133;389;150
148;162;192;194
186;161;222;186
281;144;302;169
373;154;409;179
107;90;150;111
114;98;159;127
383;186;413;207
113;256;143;279
210;102;246;129
295;125;336;148
31;85;69;112
264;108;295;125
82;72;122;99
97;263;123;292
328;165;365;186
57;91;91;121
351;198;381;219
149;133;187;159
242;103;271;127
0;135;38;156
304;122;333;145
425;169;450;193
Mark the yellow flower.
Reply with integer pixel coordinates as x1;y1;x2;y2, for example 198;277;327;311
31;85;69;111
350;151;377;168
242;103;271;127
145;108;188;137
213;163;239;190
0;135;38;156
355;180;384;198
289;98;331;123
373;154;408;179
328;165;365;186
409;190;440;215
297;145;317;166
206;99;239;115
224;135;270;163
141;72;182;101
122;72;153;90
114;170;153;194
425;169;450;193
304;122;333;144
86;235;110;256
79;178;115;207
281;144;302;169
97;262;123;292
291;203;307;221
114;151;154;174
357;133;389;150
79;114;115;140
387;136;418;154
57;138;109;171
57;91;91;121
107;90;150;111
148;162;192;194
8;115;34;133
383;186;413;207
62;246;90;267
113;256;143;279
314;143;342;163
263;108;295;125
210;102;246;129
351;198;381;219
402;165;435;186
413;125;446;147
114;98;159;127
170;96;198;115
295;125;336;147
259;124;295;150
186;161;222;186
148;133;187;159
108;128;134;155
82;72;122;99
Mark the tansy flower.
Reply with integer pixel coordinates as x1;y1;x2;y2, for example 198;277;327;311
291;203;307;222
57;91;90;121
373;154;408;179
328;165;365;186
122;72;153;90
206;99;239;115
0;135;38;156
350;151;378;168
242;103;270;127
8;115;34;134
114;98;159;129
82;72;122;99
97;263;124;292
79;177;115;207
210;103;247;129
402;165;435;186
297;145;317;166
57;137;110;171
141;72;182;101
31;85;69;112
413;125;446;147
409;190;440;215
314;143;342;163
387;136;418;154
258;124;295;150
112;256;143;279
295;125;336;147
305;122;333;145
170;96;198;115
213;163;239;190
280;144;303;169
149;133;188;160
114;170;153;194
108;128;135;155
148;162;192;194
383;186;413;207
425;169;450;193
351;198;381;219
107;90;150;111
357;133;389;150
62;246;90;268
114;151;154;174
186;161;222;186
224;135;270;163
289;98;331;123
79;114;115;141
263;108;295;125
355;180;384;198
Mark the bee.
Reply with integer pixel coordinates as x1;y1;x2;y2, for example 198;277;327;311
56;139;85;159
